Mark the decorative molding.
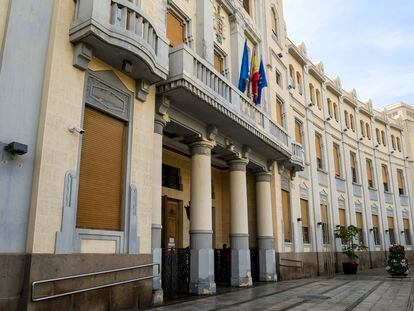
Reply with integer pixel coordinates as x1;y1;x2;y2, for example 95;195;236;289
136;79;150;102
73;42;92;71
127;185;139;254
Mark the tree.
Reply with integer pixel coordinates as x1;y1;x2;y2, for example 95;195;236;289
334;225;368;263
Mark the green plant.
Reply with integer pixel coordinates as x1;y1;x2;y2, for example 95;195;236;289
386;245;409;276
334;225;368;262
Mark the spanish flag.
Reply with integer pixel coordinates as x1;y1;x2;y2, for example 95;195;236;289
250;48;260;104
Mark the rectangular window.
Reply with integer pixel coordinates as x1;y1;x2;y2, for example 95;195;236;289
366;123;371;140
333;144;341;177
276;70;282;87
388;217;396;245
77;106;125;231
382;165;389;192
366;159;373;188
243;0;250;14
166;10;185;47
276;98;284;127
162;164;182;190
214;50;223;74
295;119;303;145
404;218;412;245
360;120;365;137
376;128;381;145
315;134;323;170
397;169;405;195
339;208;346;244
356;212;364;243
320;204;329;244
282;190;291;242
350;152;357;183
381;131;386;146
301;199;310;244
372;215;381;245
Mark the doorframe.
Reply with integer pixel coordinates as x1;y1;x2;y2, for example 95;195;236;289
162;195;184;249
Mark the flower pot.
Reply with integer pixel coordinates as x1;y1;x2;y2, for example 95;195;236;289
342;262;358;274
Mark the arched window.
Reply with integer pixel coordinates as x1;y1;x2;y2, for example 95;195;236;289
271;8;279;38
327;99;333;118
391;135;396;150
309;83;315;105
289;65;296;88
360;120;365;137
345;111;350;129
396;137;401;152
350;114;355;131
366;123;371;140
376;128;381;145
296;72;303;95
381;130;386;146
315;89;321;110
333;103;339;121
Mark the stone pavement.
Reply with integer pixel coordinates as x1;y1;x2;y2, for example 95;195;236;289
152;269;414;311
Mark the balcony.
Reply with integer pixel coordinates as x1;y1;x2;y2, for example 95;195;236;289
157;45;291;160
69;0;169;83
290;142;305;172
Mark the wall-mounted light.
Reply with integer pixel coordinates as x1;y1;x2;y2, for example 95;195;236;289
344;128;348;132
401;230;405;234
375;144;379;148
4;142;28;155
297;218;302;222
385;229;389;233
336;225;341;228
308;102;314;107
359;137;363;141
317;222;322;226
122;59;132;73
277;53;283;58
369;228;374;232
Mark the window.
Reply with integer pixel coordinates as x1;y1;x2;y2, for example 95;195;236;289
296;72;303;95
276;98;284;127
77;106;126;231
289;65;295;88
327;99;333;118
396;137;401;152
333;144;341;177
388;216;396;245
344;111;350;129
366;159;374;188
397;169;405;195
243;0;250;14
381;130;386;146
404;218;412;245
282;190;291;242
366;123;371;140
271;8;278;38
356;212;364;244
372;215;381;245
339;208;346;233
391;135;396;150
315;133;323;170
360;120;365;137
276;70;282;87
333;103;339;121
214;50;223;74
162;164;182;190
301;199;310;244
295;119;303;145
350;114;355;132
320;204;329;244
309;83;315;105
376;128;381;145
382;165;389;192
166;10;185;47
350;152;358;183
316;89;321;110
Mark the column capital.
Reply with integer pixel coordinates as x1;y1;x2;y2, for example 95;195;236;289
189;139;215;156
256;171;272;183
154;113;167;135
228;158;249;172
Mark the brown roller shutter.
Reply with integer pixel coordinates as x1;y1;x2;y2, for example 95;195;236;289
372;215;379;227
333;145;340;176
243;0;250;13
295;120;302;144
404;218;410;229
315;135;321;159
387;217;394;229
339;209;346;227
350;153;355;170
276;100;283;126
382;165;388;183
398;170;404;190
320;204;327;223
77;107;125;231
366;159;372;186
282;190;291;242
300;199;308;226
166;10;184;47
356;212;363;229
214;51;223;74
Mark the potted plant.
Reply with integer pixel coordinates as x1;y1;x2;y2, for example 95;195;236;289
386;245;409;277
334;225;368;274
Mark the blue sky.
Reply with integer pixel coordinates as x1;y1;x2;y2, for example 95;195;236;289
284;0;414;108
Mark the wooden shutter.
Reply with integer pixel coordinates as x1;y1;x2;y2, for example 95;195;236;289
350;153;355;170
372;215;379;228
243;0;250;13
276;100;283;126
356;212;363;229
360;120;365;137
376;129;381;144
315;135;321;160
271;9;277;34
366;159;372;185
366;123;371;139
295;120;302;144
320;204;327;223
404;218;410;230
214;51;223;74
382;165;388;184
398;170;404;190
77;107;125;231
345;111;349;128
166;10;184;47
300;199;308;227
333;145;340;176
339;209;346;227
388;217;394;229
282;190;291;242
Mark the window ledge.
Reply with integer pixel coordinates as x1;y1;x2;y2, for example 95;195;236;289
335;176;346;181
368;187;377;191
352;182;361;186
317;169;328;175
384;191;393;195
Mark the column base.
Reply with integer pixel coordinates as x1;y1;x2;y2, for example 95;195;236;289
231;248;252;287
189;231;216;295
152;289;163;305
258;237;277;282
152;247;162;290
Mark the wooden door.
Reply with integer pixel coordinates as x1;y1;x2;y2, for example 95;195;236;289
162;196;183;249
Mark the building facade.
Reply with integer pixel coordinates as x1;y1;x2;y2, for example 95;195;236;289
0;0;413;309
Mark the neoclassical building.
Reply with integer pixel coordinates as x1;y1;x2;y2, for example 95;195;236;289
0;0;413;309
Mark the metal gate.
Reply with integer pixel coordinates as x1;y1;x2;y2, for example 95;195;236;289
214;249;231;286
162;248;190;299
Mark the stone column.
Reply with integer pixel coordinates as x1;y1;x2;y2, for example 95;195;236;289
256;172;277;281
189;139;216;295
151;113;166;304
229;158;252;287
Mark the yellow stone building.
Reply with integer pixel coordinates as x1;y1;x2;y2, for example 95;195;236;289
0;0;413;309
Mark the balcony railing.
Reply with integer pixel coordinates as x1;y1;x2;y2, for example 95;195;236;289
163;45;290;151
70;0;169;83
291;141;305;169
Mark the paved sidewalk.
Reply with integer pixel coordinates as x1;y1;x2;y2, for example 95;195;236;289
152;269;414;311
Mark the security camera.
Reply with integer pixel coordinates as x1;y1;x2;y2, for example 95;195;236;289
69;126;85;135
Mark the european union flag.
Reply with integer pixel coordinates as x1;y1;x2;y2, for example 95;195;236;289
256;58;268;105
238;41;249;92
